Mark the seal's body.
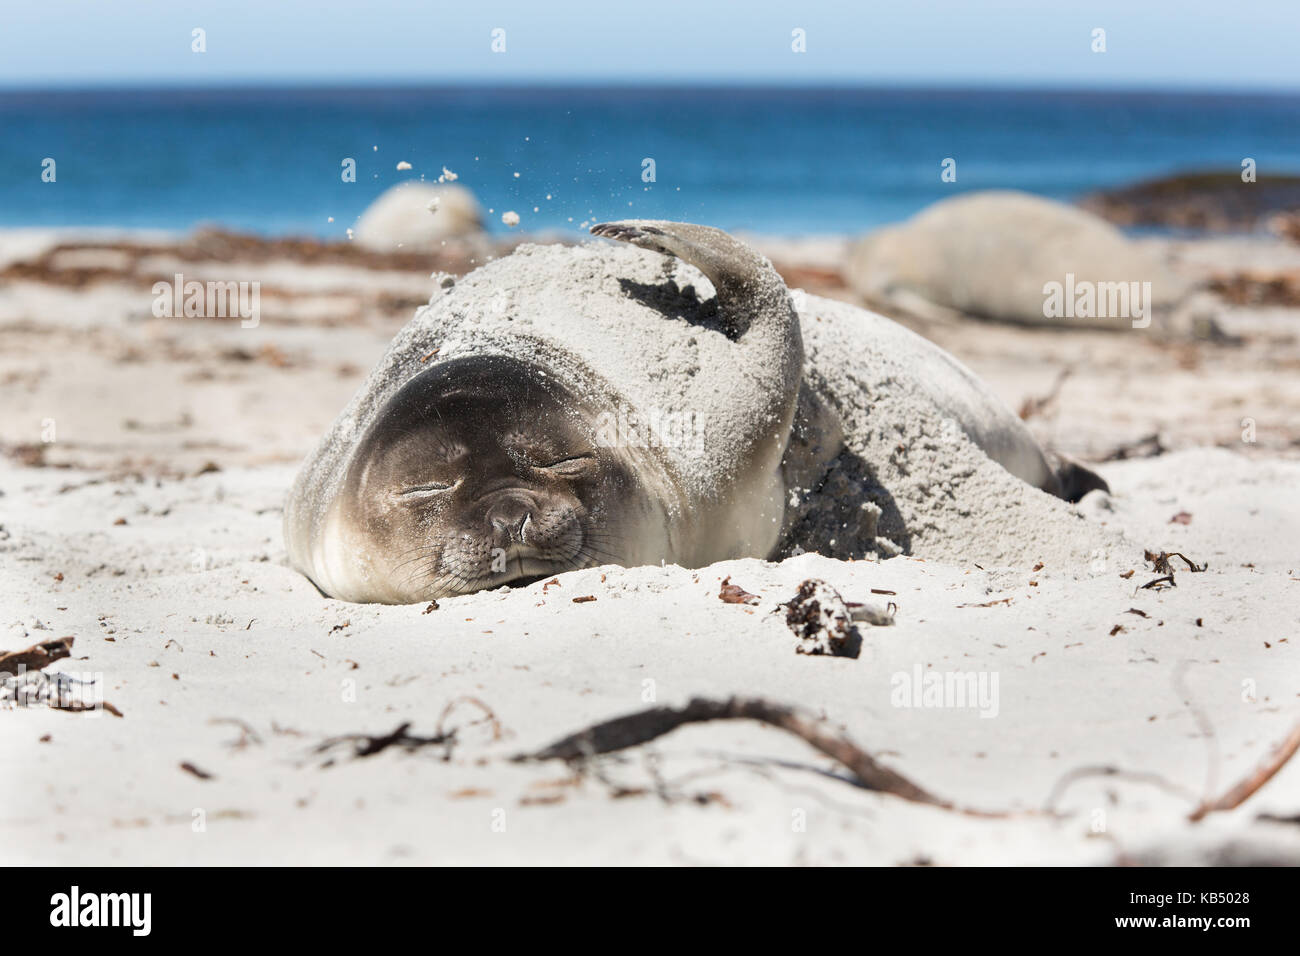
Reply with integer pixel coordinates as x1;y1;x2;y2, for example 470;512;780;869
286;220;1100;603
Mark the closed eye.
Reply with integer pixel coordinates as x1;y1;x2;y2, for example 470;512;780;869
539;454;596;477
395;479;460;500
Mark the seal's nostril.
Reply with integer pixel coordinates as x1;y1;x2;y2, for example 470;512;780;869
489;506;533;543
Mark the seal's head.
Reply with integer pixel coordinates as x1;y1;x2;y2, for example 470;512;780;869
319;354;674;603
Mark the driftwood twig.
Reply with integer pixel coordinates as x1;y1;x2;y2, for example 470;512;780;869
1188;722;1300;822
313;721;454;759
513;695;1003;814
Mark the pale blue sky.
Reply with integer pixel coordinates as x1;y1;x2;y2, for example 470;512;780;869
2;0;1297;90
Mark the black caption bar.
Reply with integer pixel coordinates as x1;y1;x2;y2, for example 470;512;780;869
3;866;1290;943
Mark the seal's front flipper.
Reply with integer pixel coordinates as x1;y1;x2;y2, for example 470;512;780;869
591;219;793;340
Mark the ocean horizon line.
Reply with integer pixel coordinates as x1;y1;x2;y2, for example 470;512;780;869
3;79;1300;100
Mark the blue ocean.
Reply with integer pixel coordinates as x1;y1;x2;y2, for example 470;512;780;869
2;86;1298;238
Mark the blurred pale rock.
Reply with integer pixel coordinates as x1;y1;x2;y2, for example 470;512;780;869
354;182;484;251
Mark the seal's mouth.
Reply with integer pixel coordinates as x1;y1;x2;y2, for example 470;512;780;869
494;553;574;589
406;534;606;601
438;554;574;597
504;572;551;589
491;543;589;589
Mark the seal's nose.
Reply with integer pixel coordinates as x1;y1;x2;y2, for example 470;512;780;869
487;499;533;543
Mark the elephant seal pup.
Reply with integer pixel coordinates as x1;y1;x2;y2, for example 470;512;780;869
846;190;1215;334
285;221;804;603
286;219;1106;604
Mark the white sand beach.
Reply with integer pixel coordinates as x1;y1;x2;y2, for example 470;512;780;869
2;226;1298;865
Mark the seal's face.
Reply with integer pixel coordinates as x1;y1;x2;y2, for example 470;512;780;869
334;356;661;603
